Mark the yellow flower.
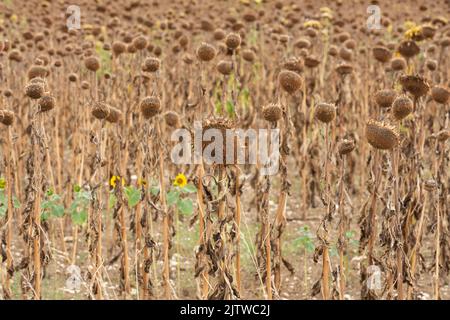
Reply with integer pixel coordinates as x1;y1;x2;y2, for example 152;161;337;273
173;173;187;188
0;178;6;189
110;176;125;188
138;178;147;187
404;26;422;40
303;20;322;30
404;21;416;30
321;12;333;20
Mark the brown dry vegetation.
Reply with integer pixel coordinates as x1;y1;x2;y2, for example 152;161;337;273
0;0;450;300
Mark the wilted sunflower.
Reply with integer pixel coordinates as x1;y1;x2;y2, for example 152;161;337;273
399;74;429;98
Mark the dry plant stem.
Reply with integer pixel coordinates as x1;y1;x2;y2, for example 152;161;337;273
32;111;42;300
91;123;106;300
141;123;155;300
217;166;230;299
321;124;331;300
263;175;272;300
434;203;440;300
367;150;381;266
407;190;427;299
197;62;209;299
157;121;171;299
274;97;290;294
235;166;242;294
117;136;131;298
197;163;209;299
261;122;275;300
119;193;131;297
4;127;14;299
434;139;447;300
135;150;143;299
391;148;403;300
337;156;346;300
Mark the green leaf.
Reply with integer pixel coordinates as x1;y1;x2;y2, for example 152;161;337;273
72;210;87;225
181;184;197;193
52;204;65;218
150;186;160;196
177;198;194;215
41;200;52;210
226;101;235;117
109;193;117;209
167;190;180;206
41;193;65;219
305;242;315;253
41;211;49;221
345;230;355;239
125;186;141;208
12;197;20;209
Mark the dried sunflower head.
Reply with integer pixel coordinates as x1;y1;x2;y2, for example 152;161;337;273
399;74;430;98
366;120;399;150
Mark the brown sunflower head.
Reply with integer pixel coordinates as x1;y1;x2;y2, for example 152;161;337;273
197;43;216;62
392;95;413;120
25;82;44;99
372;46;392;63
279;70;302;94
315;103;336;123
398;40;420;59
335;63;353;76
92;102;111;120
216;60;233;76
262;103;283;122
375;89;397;109
142;57;161;73
431;86;450;104
399;74;430;98
436;129;450;142
0;110;14;126
38;94;55;112
225;33;241;50
338;139;356;156
365;119;399;150
105;107;123;123
140;96;161;119
84;56;100;72
164;111;180;128
390;57;407;71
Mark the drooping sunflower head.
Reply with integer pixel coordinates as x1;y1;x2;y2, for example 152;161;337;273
173;173;187;188
366;120;399;150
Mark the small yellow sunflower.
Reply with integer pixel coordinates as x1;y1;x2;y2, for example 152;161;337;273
0;178;6;189
110;175;125;188
404;26;423;41
138;178;147;187
173;173;187;188
303;20;322;30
